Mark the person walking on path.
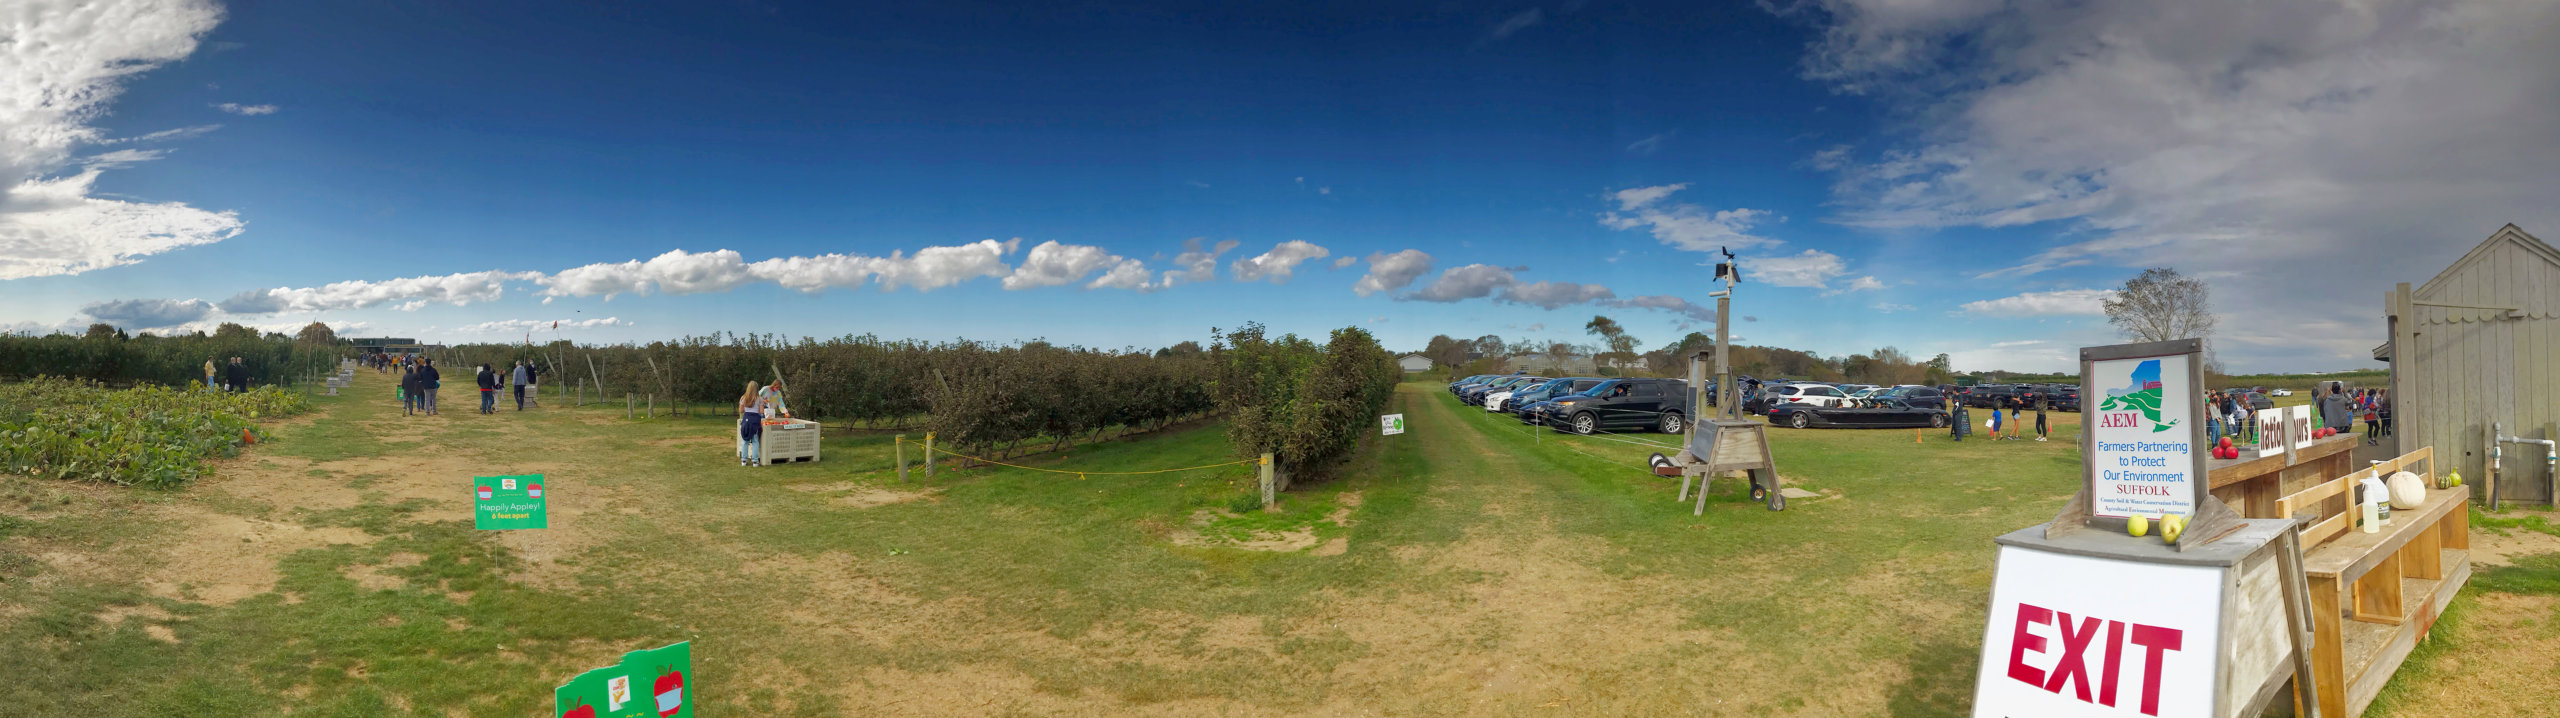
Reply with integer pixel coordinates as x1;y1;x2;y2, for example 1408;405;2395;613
522;361;540;408
419;359;442;415
738;381;766;467
1988;399;2004;440
511;360;532;411
400;366;421;416
477;364;499;414
2363;390;2384;445
2035;395;2051;442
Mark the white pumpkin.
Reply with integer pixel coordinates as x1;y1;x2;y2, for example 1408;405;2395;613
2388;471;2427;510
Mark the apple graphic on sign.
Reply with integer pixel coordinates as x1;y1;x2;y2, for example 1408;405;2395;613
476;486;494;500
528;483;543;498
561;702;596;718
653;667;685;716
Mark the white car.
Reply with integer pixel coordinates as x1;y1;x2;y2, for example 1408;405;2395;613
2269;388;2293;397
1773;383;1849;408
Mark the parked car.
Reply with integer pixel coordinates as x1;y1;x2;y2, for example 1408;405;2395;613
1510;378;1607;422
1451;374;1520;399
1463;376;1546;406
2269;388;2293;397
1536;378;1691;435
1448;375;1496;394
2232;390;2275;411
1769;400;1951;429
1872;385;1944;410
1487;376;1579;411
1966;384;2027;409
1770;382;1850;408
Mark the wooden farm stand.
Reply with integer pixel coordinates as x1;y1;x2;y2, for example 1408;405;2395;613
2210;440;2468;717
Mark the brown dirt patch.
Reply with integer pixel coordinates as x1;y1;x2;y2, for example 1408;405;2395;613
141;505;371;605
94;603;179;644
2471;528;2560;567
1168;491;1362;553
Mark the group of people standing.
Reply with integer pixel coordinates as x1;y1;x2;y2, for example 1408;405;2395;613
2321;383;2393;445
397;358;442;415
201;357;251;392
1950;394;2050;442
473;360;541;414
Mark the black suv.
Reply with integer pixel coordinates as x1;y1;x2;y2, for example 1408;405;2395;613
1538;378;1692;435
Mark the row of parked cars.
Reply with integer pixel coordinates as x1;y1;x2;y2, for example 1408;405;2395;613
1447;374;1694;435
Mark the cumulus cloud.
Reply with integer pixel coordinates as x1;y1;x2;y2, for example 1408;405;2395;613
1331;256;1358;269
1161;238;1241;287
1608;295;1718;322
211;102;277;115
1404;264;1516;303
0;0;241;280
536;249;761;299
1003;241;1124;290
1598;183;1783;252
1230;240;1330;284
452;316;630;334
1087;258;1154;290
79;297;214;329
747;238;1019;293
1782;0;2560;368
1496;280;1615;309
221;270;538;314
1959;289;2116;317
1353;249;1434;297
1746;249;1849;288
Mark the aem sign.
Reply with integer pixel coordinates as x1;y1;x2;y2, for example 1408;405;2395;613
2079;340;2209;527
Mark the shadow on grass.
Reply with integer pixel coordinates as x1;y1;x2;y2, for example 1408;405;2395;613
1888;633;1981;718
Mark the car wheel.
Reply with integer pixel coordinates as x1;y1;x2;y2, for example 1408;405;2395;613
1659;412;1684;434
1930;413;1949;429
1572;413;1597;435
1789;412;1812;429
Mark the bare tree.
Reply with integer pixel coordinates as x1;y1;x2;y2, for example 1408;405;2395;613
1583;315;1639;367
2102;267;2216;343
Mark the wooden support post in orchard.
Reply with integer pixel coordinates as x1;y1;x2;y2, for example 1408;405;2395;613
647;394;654;419
626;393;634;419
924;433;936;480
896;435;908;483
1260;453;1277;510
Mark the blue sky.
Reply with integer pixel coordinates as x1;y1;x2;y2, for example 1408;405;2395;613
8;0;2556;373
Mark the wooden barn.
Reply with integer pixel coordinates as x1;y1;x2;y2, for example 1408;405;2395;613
2380;224;2560;504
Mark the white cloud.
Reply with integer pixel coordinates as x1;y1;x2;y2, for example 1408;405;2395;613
1484;8;1546;42
1609;295;1719;322
1003;241;1124;290
1958;289;2116;317
452;317;630;334
1598;183;1784;252
110;124;221;144
1627;131;1677;155
1331;256;1357;269
0;0;240;280
1873;301;1916;313
1161;237;1240;287
1353;249;1434;297
1404;264;1516;302
1496;280;1615;310
211;102;277;116
79;297;214;329
1746;249;1849;288
537;249;758;299
857;238;1018;291
1785;0;2560;369
1230;240;1330;283
1087;258;1154;290
1821;275;1886;296
222;270;538;314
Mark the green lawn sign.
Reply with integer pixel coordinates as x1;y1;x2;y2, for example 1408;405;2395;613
555;641;691;718
474;474;548;530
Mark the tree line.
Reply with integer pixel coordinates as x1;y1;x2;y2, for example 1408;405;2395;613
1415;315;1954;387
0;322;344;389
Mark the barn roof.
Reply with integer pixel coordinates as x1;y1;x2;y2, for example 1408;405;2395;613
2415;223;2560;300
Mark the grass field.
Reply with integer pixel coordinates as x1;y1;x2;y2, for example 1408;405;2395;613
0;372;2551;716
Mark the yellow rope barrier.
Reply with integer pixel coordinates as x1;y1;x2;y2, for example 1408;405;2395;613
896;436;1256;477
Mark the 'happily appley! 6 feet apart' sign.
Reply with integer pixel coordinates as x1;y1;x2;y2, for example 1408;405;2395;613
474;474;548;530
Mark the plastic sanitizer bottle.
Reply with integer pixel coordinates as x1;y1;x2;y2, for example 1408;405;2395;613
2359;475;2390;533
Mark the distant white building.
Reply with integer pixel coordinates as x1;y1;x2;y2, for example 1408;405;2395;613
1398;354;1433;373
